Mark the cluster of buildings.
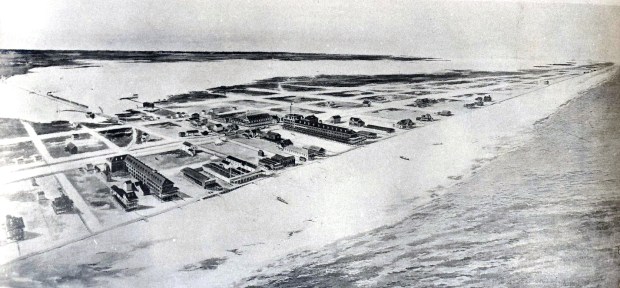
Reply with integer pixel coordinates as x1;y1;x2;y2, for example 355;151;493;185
178;130;208;137
262;131;294;148
465;95;493;108
411;98;439;108
106;154;179;201
258;154;295;170
282;145;326;160
230;112;274;128
203;155;264;184
283;114;366;145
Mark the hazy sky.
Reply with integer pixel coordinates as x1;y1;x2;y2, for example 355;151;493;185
1;0;619;60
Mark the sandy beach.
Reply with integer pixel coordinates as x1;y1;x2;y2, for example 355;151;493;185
243;65;620;288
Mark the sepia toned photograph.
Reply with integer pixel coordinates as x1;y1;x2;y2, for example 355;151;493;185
0;0;619;287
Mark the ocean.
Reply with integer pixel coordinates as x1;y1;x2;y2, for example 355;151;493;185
242;70;620;287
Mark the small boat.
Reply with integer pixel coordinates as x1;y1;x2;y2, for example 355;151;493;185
400;156;410;161
276;196;289;205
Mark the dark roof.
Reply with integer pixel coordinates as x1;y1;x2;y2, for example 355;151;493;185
6;215;25;229
181;167;212;182
52;195;74;208
305;115;319;121
284;114;304;120
246;113;272;121
125;155;174;187
111;185;138;200
272;154;294;161
259;158;279;165
66;142;77;149
295;119;358;134
107;154;128;162
279;139;293;146
330;115;341;119
226;155;257;169
306;145;326;152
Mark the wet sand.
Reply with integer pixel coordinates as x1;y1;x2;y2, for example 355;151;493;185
243;69;620;287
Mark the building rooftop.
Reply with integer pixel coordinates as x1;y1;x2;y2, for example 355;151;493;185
226;155;258;169
111;185;138;201
181;167;212;182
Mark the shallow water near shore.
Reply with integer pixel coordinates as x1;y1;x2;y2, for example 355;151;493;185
242;70;620;287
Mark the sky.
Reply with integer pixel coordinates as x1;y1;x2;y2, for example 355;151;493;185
0;0;619;61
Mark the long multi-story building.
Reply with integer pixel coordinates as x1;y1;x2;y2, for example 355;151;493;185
125;155;178;201
282;114;366;144
203;155;264;184
231;113;274;127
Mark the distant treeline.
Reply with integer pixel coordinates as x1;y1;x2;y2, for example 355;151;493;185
0;49;438;78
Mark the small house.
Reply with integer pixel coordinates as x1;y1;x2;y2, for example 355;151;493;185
186;130;200;136
65;142;78;154
349;117;365;127
362;100;372;107
437;110;453;116
416;114;434;122
328;115;342;124
263;131;282;142
178;131;187;137
306;145;327;157
111;185;139;210
279;139;294;148
182;141;198;156
140;132;150;142
483;95;493;102
272;154;295;167
395;119;416;129
143;102;155;108
6;215;25;241
208;123;225;132
52;195;74;214
305;115;320;123
258;157;283;170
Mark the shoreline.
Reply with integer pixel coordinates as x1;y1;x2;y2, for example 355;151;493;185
242;65;620;288
0;64;614;287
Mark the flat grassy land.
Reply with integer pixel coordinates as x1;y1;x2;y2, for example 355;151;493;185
139;149;216;170
42;134;109;158
0;141;40;167
0;118;28;139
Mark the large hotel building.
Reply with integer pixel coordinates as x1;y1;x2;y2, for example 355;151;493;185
106;154;178;201
282;114;366;144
